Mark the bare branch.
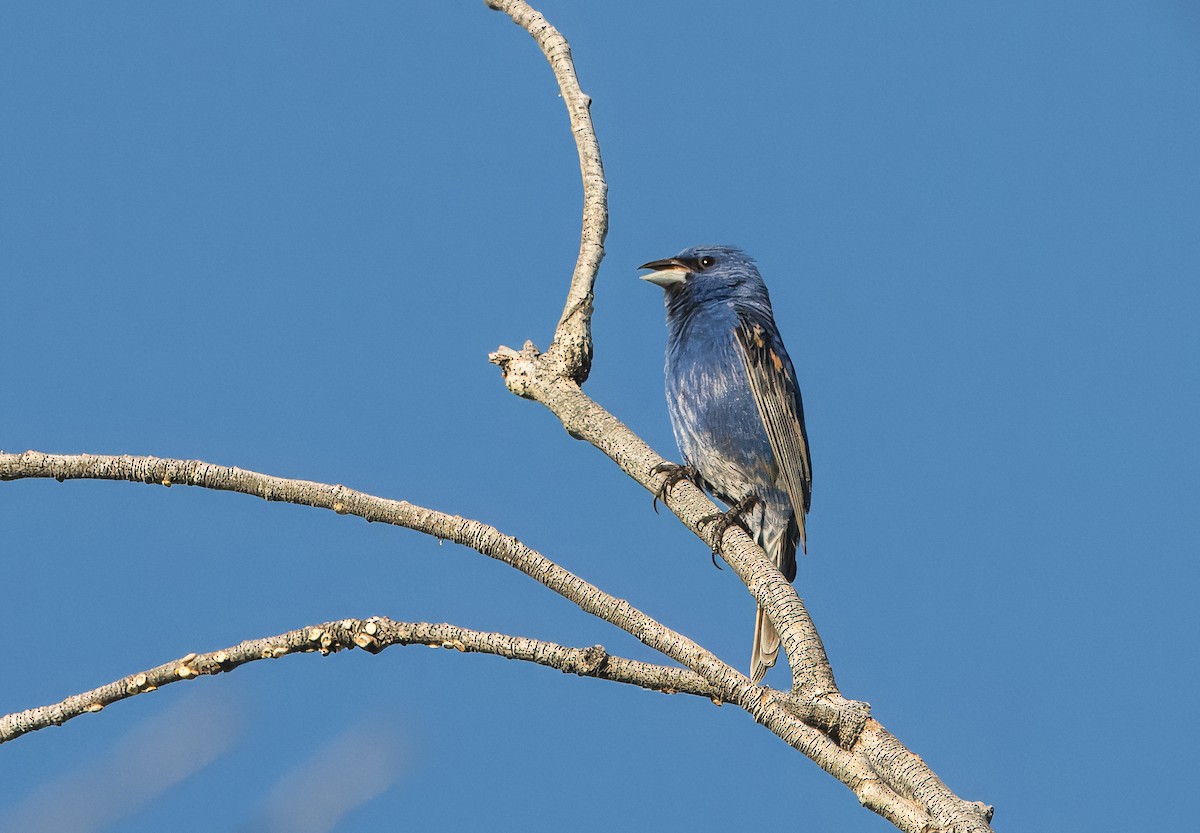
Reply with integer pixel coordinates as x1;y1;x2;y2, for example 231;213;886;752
0;617;719;745
0;451;849;737
488;0;606;382
3;604;962;831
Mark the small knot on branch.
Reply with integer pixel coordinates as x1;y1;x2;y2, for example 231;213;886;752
489;341;543;399
567;644;608;676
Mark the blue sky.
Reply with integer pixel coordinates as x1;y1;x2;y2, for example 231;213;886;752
2;2;1197;830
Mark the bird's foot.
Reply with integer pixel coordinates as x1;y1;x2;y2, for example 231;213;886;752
699;494;761;568
651;462;701;513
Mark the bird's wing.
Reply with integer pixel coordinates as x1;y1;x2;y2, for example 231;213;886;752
735;314;812;551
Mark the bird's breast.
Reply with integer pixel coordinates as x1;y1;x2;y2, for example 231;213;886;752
665;328;779;503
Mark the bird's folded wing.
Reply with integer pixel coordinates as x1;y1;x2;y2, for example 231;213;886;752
735;315;812;551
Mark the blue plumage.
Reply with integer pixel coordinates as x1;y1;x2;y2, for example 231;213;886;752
641;245;811;683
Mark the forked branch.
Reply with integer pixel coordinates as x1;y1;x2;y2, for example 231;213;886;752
487;0;605;382
0;451;852;740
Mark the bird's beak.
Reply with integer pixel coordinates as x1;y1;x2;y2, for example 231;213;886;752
638;258;690;288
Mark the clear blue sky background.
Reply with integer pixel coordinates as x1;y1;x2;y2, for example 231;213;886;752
2;2;1197;831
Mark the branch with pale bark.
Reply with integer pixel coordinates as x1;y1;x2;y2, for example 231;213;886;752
0;2;995;831
0;617;718;745
0;451;857;741
0;450;969;831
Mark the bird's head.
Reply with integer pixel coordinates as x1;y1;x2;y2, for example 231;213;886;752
639;245;769;310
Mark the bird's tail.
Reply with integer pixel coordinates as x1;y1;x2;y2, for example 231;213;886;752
751;605;780;685
749;508;799;684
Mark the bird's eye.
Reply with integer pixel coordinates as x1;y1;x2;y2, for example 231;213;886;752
698;256;716;270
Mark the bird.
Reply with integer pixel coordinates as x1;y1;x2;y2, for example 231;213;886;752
640;245;811;684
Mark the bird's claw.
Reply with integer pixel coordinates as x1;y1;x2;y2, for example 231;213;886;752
699;494;761;568
651;462;701;513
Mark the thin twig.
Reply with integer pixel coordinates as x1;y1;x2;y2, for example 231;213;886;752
488;0;606;382
0;618;718;745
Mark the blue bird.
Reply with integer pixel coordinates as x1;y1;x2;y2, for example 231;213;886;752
641;245;811;684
